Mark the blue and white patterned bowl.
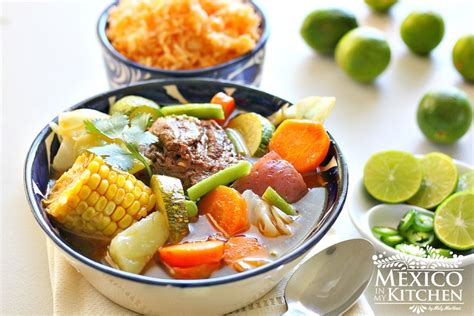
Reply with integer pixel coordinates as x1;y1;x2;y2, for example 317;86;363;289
97;1;270;88
24;79;348;315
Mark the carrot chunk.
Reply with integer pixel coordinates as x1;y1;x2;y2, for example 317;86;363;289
269;120;330;173
223;236;267;266
198;186;249;237
159;240;224;268
211;92;235;125
164;262;221;279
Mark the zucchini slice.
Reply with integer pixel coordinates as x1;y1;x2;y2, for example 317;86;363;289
150;175;189;243
227;113;274;157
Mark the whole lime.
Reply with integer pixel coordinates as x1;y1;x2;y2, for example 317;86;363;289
365;0;398;12
400;11;444;55
335;27;391;82
417;88;473;144
453;34;474;82
301;8;358;55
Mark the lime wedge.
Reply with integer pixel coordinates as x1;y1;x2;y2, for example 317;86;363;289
110;95;161;120
434;191;474;250
407;153;458;209
457;171;474;192
364;150;422;203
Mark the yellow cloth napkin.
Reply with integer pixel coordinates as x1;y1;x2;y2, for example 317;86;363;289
46;229;374;315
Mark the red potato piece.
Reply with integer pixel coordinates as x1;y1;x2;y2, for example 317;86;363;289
232;151;307;203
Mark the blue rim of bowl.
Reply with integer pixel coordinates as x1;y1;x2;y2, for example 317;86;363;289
96;1;270;76
24;78;348;288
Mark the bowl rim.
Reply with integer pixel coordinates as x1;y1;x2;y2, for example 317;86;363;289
24;78;348;288
96;0;270;76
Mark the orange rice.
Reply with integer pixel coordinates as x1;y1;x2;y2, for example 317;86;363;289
107;0;262;70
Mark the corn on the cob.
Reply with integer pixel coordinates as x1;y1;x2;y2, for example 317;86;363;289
44;153;156;239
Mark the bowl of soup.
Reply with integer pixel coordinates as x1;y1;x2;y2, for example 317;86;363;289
97;0;269;88
25;79;348;315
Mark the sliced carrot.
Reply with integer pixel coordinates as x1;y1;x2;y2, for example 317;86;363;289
223;236;267;266
211;92;235;125
159;240;224;268
198;186;249;237
164;262;221;279
268;119;330;173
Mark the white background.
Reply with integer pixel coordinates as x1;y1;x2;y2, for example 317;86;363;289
1;0;473;314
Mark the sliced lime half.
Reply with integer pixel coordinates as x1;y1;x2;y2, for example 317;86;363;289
364;150;422;203
434;191;474;250
408;153;458;209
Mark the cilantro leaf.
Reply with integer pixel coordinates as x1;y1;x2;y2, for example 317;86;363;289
84;114;128;141
84;113;157;176
87;144;134;171
123;126;157;147
130;113;153;130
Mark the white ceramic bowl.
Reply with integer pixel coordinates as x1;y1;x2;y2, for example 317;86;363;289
349;158;474;267
24;79;349;315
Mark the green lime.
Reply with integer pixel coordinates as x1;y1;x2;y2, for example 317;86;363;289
453;34;474;82
434;191;474;250
400;11;444;55
335;27;391;82
364;0;398;12
407;153;458;209
110;95;161;120
417;88;473;144
457;171;474;192
364;150;422;203
301;8;358;55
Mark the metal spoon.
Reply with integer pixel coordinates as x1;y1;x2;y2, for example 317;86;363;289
283;238;375;315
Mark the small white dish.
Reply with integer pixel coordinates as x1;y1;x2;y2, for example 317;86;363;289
349;158;474;267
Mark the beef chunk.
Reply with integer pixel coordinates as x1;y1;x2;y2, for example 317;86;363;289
144;115;242;189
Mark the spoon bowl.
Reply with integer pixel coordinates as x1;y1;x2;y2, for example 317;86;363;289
284;239;375;315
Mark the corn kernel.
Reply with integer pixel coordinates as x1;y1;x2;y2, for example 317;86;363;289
118;214;133;229
124;180;134;193
121;193;135;209
95;196;107;212
103;222;118;236
87;191;100;206
76;201;88;214
137;208;147;218
83;223;95;234
132;186;142;198
111;206;126;222
98;164;110;178
105;184;118;201
90;214;102;227
82;207;96;221
147;194;156;211
88;161;100;174
138;192;149;206
97;179;109;195
127;201;140;217
109;171;117;184
78;185;92;200
87;173;101;190
67;195;80;208
114;188;125;205
104;201;116;215
97;216;111;230
116;175;126;188
64;221;74;230
79;169;91;184
68;182;82;196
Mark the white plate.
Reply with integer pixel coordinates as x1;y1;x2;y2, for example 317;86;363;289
348;157;474;267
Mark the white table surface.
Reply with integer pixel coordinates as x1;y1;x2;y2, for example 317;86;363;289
1;0;473;314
